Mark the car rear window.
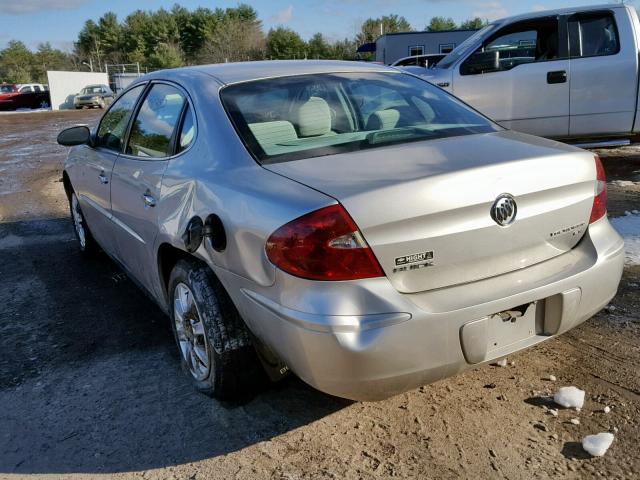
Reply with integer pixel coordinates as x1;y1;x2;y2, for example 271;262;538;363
220;72;499;164
81;86;104;94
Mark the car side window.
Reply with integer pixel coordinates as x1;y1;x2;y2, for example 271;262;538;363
126;84;186;158
96;85;145;152
461;16;561;75
178;105;196;153
20;86;33;93
569;12;619;58
34;85;42;92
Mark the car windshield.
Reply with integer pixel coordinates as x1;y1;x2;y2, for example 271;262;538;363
221;72;499;164
81;86;104;94
0;85;14;93
435;24;497;69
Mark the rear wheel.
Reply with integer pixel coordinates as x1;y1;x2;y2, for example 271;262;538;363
70;192;99;255
168;259;264;400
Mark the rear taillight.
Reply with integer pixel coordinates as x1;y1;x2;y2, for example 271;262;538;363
266;204;384;281
589;154;607;224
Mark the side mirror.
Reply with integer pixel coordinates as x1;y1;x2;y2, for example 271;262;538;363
57;125;91;146
462;50;500;75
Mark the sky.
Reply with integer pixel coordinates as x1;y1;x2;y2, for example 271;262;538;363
0;0;631;51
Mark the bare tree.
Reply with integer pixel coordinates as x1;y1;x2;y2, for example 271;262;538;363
199;18;265;64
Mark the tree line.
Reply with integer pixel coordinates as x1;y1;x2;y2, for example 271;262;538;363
0;5;487;84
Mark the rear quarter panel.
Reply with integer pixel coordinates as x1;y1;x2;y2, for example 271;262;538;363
152;73;334;307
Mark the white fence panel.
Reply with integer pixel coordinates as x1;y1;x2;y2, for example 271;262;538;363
46;71;109;111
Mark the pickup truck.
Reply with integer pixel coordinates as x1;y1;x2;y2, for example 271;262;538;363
0;83;51;111
421;3;640;147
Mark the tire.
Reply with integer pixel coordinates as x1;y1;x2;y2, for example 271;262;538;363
168;259;264;400
69;192;99;256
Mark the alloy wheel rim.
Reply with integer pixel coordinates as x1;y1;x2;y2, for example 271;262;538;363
173;282;211;381
71;194;86;249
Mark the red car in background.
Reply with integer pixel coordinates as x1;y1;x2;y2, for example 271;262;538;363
0;83;51;110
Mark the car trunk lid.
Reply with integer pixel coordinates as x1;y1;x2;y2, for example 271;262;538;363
263;131;596;293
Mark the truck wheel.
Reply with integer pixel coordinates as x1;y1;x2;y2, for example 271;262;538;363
168;259;264;400
69;192;99;256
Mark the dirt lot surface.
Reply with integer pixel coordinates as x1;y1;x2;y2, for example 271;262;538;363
0;111;638;479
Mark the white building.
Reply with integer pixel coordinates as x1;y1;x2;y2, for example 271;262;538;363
362;29;478;64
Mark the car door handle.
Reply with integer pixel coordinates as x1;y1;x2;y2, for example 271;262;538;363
547;70;567;84
98;173;109;184
142;192;156;207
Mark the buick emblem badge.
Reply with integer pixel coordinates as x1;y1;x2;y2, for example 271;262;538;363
490;194;517;226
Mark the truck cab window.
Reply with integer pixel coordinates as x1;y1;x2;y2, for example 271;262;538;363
461;17;561;75
569;12;619;58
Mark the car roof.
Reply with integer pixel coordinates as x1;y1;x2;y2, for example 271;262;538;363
494;3;624;25
145;60;397;85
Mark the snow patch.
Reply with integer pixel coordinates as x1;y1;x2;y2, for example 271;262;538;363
610;179;638;187
610;212;640;265
493;358;508;367
582;432;614;457
553;386;585;409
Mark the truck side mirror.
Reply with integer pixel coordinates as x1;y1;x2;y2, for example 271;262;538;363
461;50;500;75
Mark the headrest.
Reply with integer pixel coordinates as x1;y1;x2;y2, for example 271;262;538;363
248;121;298;147
296;96;332;137
366;109;401;130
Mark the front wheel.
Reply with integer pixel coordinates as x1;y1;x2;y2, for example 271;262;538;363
168;259;264;400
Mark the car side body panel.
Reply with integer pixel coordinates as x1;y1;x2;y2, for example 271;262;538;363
148;75;337;309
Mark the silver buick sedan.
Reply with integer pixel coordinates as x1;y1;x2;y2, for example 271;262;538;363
57;61;624;401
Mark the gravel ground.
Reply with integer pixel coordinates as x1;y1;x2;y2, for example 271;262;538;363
0;110;638;479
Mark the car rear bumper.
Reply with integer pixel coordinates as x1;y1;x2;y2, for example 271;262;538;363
235;217;624;401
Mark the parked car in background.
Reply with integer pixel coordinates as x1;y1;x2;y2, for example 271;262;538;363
0;82;50;110
0;84;18;94
57;61;623;402
74;84;114;109
16;83;48;93
391;53;447;68
422;3;640;148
